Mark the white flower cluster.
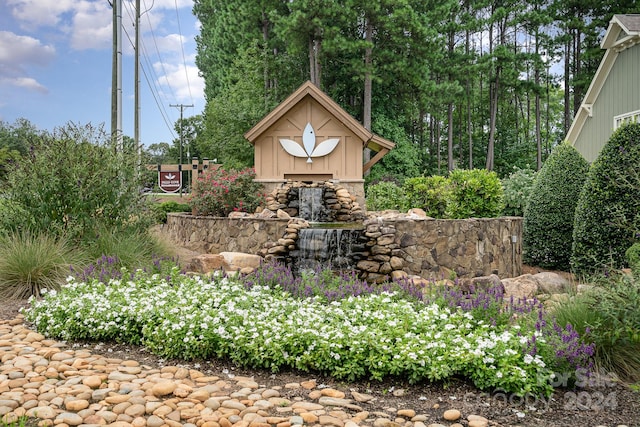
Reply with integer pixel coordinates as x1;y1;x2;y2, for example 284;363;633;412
24;273;553;396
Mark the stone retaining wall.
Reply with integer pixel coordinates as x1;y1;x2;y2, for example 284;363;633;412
164;213;522;280
164;214;290;254
361;215;522;281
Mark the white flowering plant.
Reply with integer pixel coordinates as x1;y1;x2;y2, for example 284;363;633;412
24;268;571;396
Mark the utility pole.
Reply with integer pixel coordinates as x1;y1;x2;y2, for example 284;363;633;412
110;0;123;152
134;0;141;171
170;103;193;195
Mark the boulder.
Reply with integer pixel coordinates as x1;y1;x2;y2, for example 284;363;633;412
189;254;225;274
407;208;428;218
533;272;572;294
459;274;503;293
502;274;540;300
219;252;262;272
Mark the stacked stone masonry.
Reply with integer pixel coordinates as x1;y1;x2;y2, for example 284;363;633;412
165;211;522;281
164;180;521;280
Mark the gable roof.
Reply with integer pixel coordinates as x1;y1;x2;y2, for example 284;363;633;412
566;14;640;146
244;81;394;151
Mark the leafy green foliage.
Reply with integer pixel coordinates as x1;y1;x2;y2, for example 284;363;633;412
0;231;86;300
626;243;640;278
501;167;537;217
523;144;588;270
553;273;640;383
151;201;192;223
402;176;449;217
366;116;422;184
189;167;265;216
26;269;559;396
444;169;505;219
84;226;171;271
198;46;299;169
3;123;154;242
365;181;407;211
571;124;640;275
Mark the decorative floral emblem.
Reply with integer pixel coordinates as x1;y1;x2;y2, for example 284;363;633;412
279;123;339;163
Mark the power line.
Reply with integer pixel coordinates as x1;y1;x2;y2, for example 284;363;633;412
174;0;193;105
119;3;177;141
143;0;177;102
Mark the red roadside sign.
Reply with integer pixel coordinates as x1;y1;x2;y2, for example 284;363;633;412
158;171;182;193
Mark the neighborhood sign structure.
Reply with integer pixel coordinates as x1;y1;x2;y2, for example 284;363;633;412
158;170;182;193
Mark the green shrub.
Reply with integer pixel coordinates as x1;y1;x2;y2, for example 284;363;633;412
626;243;640;277
501;167;537;217
151;201;192;223
0;231;86;300
3;123;153;242
523;144;588;270
189;167;264;216
571;123;640;275
403;175;449;218
365;181;407;211
444;169;505;219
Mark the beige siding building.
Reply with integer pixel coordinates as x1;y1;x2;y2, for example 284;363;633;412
566;14;640;162
245;81;394;201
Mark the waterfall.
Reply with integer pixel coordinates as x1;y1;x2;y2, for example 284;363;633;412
298;187;330;222
293;227;363;274
289;185;365;276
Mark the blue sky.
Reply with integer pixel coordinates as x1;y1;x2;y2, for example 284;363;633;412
0;0;204;146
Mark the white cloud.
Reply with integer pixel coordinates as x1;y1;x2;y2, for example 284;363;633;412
1;77;49;94
155;34;186;53
141;0;192;10
155;61;204;103
0;31;55;65
0;31;54;92
6;0;75;28
69;1;113;50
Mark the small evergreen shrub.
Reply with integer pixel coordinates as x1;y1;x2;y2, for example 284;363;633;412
523;144;588;270
444;169;505;218
365;181;407;211
189;167;265;216
571;123;640;275
501;167;537;217
626;242;640;277
151;201;191;223
403;175;449;218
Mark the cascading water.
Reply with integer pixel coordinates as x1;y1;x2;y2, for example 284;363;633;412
291;187;365;275
298;187;331;222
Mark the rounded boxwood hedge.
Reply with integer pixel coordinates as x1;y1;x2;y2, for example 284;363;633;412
522;143;588;270
571;123;640;275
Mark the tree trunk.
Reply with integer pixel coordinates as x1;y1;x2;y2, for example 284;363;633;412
447;29;455;171
363;16;373;169
534;30;542;171
563;37;571;135
466;26;473;169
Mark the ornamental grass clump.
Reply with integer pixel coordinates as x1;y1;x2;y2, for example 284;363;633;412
189;167;265;216
0;231;85;300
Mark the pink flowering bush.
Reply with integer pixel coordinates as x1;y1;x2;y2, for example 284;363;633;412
189;167;265;216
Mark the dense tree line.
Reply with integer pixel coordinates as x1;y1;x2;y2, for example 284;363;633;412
191;0;637;179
